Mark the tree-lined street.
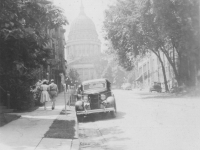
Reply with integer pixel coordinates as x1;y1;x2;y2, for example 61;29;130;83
0;0;200;150
79;89;200;150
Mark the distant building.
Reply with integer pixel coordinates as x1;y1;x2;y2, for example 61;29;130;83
65;2;101;81
135;51;177;91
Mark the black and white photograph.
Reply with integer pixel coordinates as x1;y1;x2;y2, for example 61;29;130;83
0;0;200;149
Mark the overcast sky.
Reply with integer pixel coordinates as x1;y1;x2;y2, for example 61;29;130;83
52;0;116;50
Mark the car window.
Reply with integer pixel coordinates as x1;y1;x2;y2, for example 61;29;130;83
83;82;106;91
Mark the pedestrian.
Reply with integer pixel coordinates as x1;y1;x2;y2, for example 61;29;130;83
49;79;58;110
40;80;50;110
76;85;82;100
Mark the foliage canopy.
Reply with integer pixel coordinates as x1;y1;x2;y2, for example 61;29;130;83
0;0;68;109
104;0;199;87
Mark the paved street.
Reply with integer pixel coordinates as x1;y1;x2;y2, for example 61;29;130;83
79;89;200;150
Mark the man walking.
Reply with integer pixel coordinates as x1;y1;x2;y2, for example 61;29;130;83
49;79;58;110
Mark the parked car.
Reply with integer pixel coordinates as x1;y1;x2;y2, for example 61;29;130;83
75;78;117;121
149;82;162;92
121;83;132;90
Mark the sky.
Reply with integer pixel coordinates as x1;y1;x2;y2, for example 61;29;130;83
52;0;116;50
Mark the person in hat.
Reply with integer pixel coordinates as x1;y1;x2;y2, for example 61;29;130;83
40;80;50;110
49;79;58;110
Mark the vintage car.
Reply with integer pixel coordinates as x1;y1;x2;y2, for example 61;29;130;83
121;83;132;90
75;78;117;121
149;82;162;92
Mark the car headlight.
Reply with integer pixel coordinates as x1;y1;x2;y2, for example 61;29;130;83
100;94;106;100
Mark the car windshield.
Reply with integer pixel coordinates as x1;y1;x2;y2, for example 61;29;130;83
83;82;106;91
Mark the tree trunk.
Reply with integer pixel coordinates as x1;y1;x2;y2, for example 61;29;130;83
158;55;169;92
161;47;182;86
153;51;169;92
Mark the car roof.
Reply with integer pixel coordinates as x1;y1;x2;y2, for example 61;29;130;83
82;78;109;85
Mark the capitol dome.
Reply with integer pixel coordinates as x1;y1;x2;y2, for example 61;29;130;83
65;1;101;81
68;4;98;41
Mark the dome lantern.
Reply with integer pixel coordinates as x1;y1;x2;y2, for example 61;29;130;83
68;1;99;42
80;0;85;15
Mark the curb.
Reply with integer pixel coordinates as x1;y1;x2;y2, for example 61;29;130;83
71;112;80;150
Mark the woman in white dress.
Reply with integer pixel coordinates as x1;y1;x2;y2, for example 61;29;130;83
40;80;50;110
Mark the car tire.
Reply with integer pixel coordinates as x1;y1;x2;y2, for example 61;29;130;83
110;111;116;118
75;107;83;122
110;101;117;118
77;114;83;122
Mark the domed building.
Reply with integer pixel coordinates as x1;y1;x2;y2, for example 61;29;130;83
65;2;101;81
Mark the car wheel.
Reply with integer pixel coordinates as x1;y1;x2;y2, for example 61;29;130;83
75;107;83;122
77;114;84;122
110;110;116;118
110;101;117;118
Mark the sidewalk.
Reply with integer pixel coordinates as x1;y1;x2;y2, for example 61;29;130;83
0;92;79;150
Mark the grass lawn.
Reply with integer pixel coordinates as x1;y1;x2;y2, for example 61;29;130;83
44;120;76;139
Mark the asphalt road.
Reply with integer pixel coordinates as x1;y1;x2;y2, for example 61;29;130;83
79;89;200;150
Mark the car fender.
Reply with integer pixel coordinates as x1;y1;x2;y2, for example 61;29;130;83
106;96;115;107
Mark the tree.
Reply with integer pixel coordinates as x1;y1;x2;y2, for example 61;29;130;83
151;0;199;86
0;0;68;109
103;0;139;71
93;53;109;78
112;66;126;87
104;0;169;91
101;63;113;83
68;68;80;85
104;0;199;91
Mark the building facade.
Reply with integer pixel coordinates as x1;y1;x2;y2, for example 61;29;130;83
136;51;177;91
31;0;66;91
36;27;66;91
65;2;101;81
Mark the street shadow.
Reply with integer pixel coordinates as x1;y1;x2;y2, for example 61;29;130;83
13;106;40;113
136;91;159;96
99;126;124;135
141;94;183;100
79;126;131;150
0;113;21;127
100;144;130;150
135;91;187;100
78;111;126;123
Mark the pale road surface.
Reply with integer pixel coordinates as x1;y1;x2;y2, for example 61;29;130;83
79;89;200;150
